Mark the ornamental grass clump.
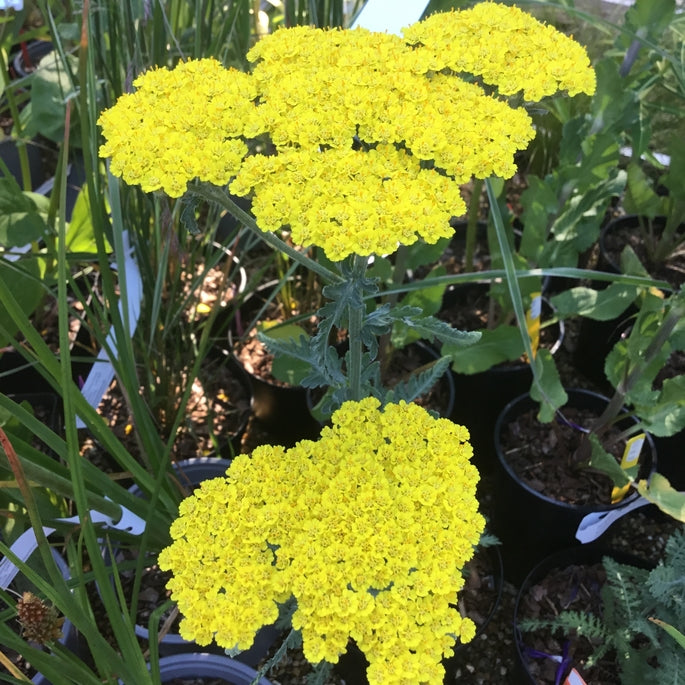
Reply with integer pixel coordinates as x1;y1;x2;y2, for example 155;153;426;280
158;397;484;685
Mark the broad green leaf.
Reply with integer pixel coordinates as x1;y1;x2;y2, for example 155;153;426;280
662;137;685;201
624;162;663;219
403;236;450;271
66;186;104;254
0;258;45;346
634;376;685;437
0;211;49;248
23;53;80;144
550;283;639;321
445;325;523;375
636;472;685;522
625;0;675;38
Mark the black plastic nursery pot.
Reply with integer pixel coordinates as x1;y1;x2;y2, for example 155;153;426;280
119;653;274;685
11;40;55;79
0;137;44;188
513;545;653;685
443;284;564;475
492;388;656;583
106;458;281;666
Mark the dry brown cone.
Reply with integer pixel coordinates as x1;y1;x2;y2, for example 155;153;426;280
16;592;64;645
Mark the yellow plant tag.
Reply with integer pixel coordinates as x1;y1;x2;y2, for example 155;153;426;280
611;433;645;504
524;292;542;362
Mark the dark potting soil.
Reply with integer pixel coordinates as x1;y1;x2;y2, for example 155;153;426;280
499;406;627;506
516;562;619;685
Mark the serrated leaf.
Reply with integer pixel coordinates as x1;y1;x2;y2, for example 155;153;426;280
382;355;451;407
257;325;315;386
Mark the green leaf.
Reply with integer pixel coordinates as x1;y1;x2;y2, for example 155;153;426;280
662;137;685;202
444;325;523;375
529;348;567;423
550;283;639;321
403;236;450;271
0;258;45;346
636;472;685;522
23;52;80;144
624;162;663;219
634;376;685;437
66;186;103;254
588;434;635;486
258;323;314;386
649;618;685;650
625;0;675;37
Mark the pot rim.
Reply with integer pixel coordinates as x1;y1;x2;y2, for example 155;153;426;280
494;387;656;514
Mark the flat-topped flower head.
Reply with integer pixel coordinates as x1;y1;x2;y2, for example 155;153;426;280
402;2;596;101
98;3;596;260
158;398;484;685
97;58;256;198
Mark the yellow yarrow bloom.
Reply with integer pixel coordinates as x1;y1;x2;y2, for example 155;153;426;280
402;2;596;101
158;398;484;685
97;58;256;198
98;3;596;259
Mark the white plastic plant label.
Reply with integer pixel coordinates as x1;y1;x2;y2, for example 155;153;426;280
575;494;651;543
76;229;142;428
352;0;429;34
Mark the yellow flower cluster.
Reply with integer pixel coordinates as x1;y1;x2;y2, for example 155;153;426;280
402;2;596;102
98;59;256;197
231;144;464;262
158;398;484;685
98;3;596;260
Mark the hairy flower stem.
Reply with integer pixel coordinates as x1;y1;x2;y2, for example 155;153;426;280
347;254;368;401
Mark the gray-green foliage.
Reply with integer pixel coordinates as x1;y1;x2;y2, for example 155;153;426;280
519;529;685;684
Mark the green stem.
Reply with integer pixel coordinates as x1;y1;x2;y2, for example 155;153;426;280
347;254;368;402
192;186;343;285
378;243;408;375
464;177;484;273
